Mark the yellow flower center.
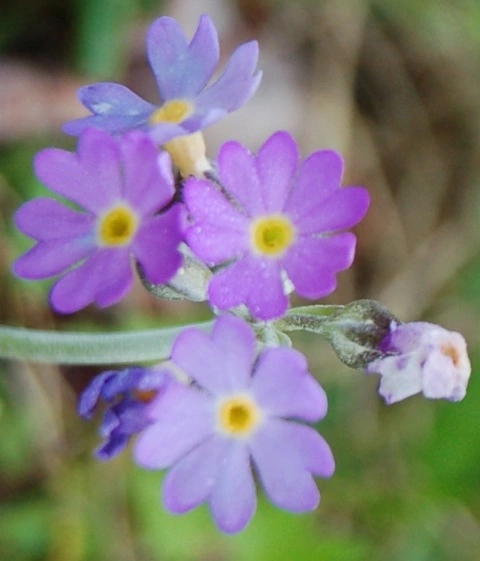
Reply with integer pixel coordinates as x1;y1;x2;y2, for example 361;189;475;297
250;215;295;257
217;395;261;437
97;205;138;247
149;99;193;125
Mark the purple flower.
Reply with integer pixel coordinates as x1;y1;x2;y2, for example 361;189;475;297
183;131;370;320
63;15;262;145
79;368;169;460
366;322;471;404
134;315;334;534
12;128;184;313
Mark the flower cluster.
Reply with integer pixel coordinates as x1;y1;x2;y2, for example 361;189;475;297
11;13;471;535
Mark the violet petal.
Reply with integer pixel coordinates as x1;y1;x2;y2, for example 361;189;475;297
134;383;213;469
121;132;175;215
171;325;246;395
208;256;288;320
147;16;219;99
163;436;229;513
49;249;132;313
210;316;256;392
76;128;123;209
285;150;344;223
271;421;335;478
216;140;263;216
252;348;328;421
133;207;183;285
195;41;261;115
256;131;298;213
209;442;256;534
77;370;117;418
290;186;370;236
12;238;94;280
283;232;356;299
184;178;249;264
63;83;155;136
34;149;99;214
14;198;95;241
250;419;320;512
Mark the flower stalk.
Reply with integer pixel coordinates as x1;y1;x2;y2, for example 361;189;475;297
0;321;212;364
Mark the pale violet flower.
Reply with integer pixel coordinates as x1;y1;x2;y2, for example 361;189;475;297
12;128;183;313
134;315;334;534
63;15;262;146
366;321;471;404
184;131;369;320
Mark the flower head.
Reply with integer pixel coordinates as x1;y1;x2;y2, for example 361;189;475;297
12;128;183;313
79;367;169;460
184;131;370;320
366;321;471;404
134;315;334;534
63;15;262;146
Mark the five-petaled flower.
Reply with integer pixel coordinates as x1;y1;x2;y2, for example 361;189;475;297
12;128;184;313
366;321;471;404
79;367;169;460
184;131;370;320
134;315;335;534
63;15;262;147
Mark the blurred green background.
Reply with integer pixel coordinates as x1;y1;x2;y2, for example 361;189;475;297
1;0;480;559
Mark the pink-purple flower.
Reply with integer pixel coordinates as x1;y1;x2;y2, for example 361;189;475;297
366;321;471;404
134;315;334;534
63;15;262;145
12;128;184;313
79;367;169;460
184;131;370;320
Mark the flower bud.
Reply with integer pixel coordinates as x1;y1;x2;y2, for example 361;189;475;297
78;368;169;460
137;244;211;302
282;300;398;370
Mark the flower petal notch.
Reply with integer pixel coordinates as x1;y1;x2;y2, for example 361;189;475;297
366;321;472;404
134;315;334;534
184;131;370;320
79;367;169;460
63;15;262;146
12;128;184;313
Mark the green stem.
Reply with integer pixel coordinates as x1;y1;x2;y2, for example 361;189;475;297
0;321;213;365
275;304;344;333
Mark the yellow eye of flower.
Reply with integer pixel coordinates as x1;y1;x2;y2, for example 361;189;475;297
97;206;138;247
149;99;193;125
217;395;261;437
250;215;295;257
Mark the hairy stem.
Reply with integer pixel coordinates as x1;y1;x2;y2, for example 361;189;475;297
0;321;213;365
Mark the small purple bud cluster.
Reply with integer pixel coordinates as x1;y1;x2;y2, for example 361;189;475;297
11;14;471;534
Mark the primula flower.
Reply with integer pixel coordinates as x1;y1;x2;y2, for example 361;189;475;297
79;368;168;460
184;131;370;320
134;315;334;534
63;15;262;147
12;128;183;313
366;321;471;404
